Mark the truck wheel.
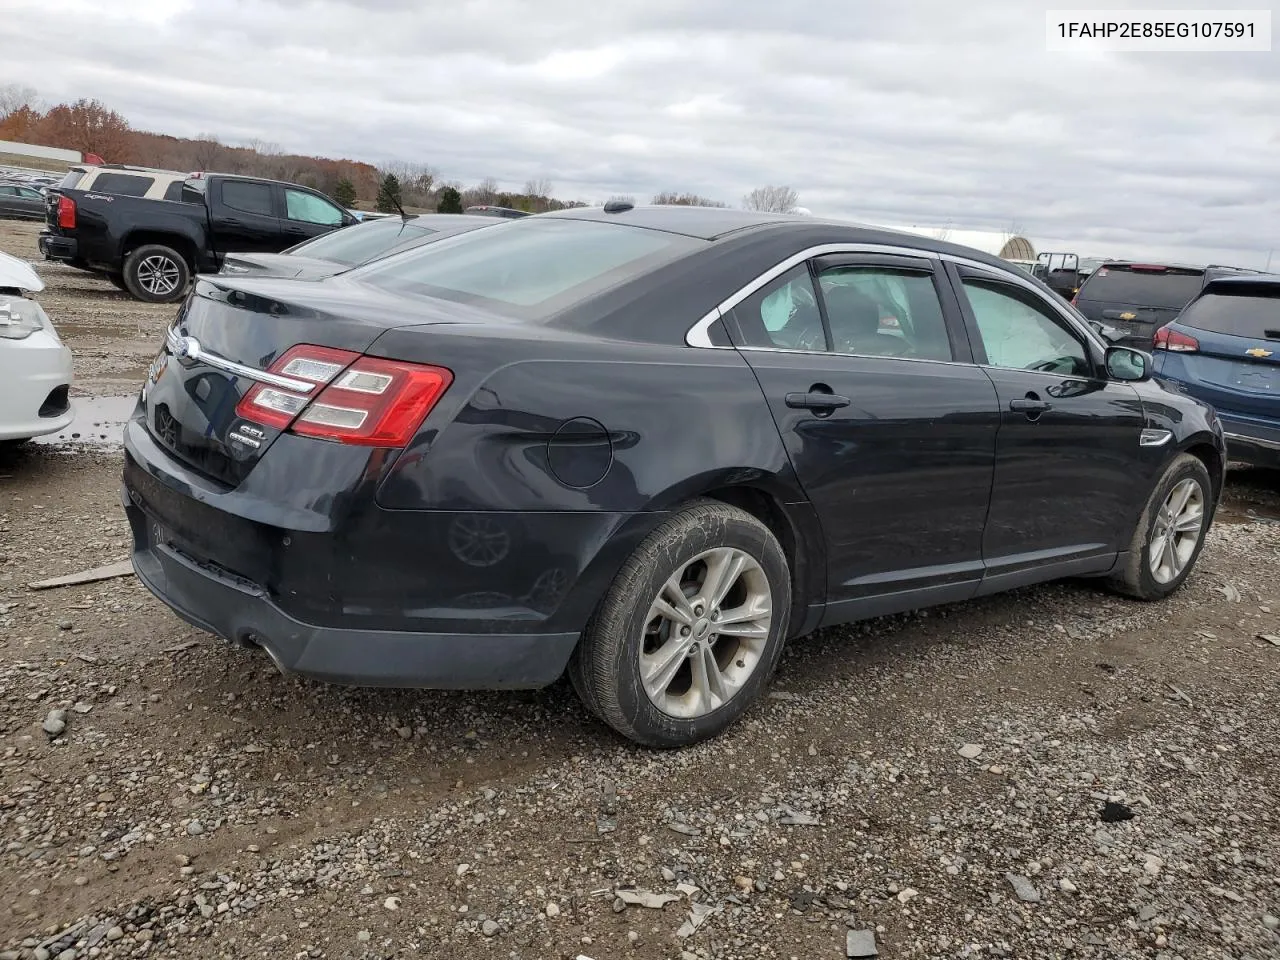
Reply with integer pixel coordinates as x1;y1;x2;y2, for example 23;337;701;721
123;245;190;303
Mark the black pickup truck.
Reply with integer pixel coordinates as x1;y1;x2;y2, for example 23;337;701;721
39;173;358;302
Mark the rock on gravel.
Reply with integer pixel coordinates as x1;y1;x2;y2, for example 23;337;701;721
846;928;879;957
1007;873;1041;903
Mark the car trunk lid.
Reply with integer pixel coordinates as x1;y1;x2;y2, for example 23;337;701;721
142;275;471;487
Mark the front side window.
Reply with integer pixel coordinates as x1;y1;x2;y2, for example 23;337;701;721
962;278;1091;377
285;189;344;226
18;188;42;200
817;266;953;361
728;265;826;351
221;181;274;217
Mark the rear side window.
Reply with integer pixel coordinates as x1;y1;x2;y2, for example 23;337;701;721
162;181;185;202
818;266;953;361
88;173;154;197
1178;289;1280;341
1078;266;1203;310
221;181;274;216
58;169;86;190
354;218;703;320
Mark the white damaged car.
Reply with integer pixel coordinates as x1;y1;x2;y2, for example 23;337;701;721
0;251;73;443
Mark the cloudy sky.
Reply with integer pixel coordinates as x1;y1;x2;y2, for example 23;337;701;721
7;0;1280;266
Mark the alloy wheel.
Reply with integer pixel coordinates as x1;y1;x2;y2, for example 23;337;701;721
638;546;773;719
137;255;182;297
1148;477;1205;584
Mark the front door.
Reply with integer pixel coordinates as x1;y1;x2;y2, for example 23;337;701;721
947;265;1145;589
726;253;1001;623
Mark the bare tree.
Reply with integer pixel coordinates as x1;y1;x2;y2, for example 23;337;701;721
473;177;500;205
652;191;726;207
382;161;438;198
0;84;41;121
524;177;553;198
742;185;799;213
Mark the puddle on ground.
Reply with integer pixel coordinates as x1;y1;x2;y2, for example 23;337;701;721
34;395;137;448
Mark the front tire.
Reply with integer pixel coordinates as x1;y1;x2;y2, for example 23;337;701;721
123;244;190;303
1109;453;1212;600
570;499;791;748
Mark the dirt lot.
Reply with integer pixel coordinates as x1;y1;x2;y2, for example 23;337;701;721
1;218;1279;960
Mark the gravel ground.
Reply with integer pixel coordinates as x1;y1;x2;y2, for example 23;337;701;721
2;219;1279;960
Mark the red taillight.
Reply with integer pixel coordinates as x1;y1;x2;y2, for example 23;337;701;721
57;195;76;229
1152;326;1199;353
233;344;452;447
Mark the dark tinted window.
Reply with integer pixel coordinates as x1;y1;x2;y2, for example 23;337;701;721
354;218;702;320
58;169;85;190
1178;289;1280;341
18;187;42;200
89;173;154;197
221;181;274;216
288;218;436;265
1078;266;1203;309
729;265;826;351
818;265;953;361
163;181;185;202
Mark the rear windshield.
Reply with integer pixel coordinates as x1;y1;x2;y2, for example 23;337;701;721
288;218;437;266
88;172;155;197
58;169;85;190
353;218;703;320
1178;289;1280;341
1078;266;1203;310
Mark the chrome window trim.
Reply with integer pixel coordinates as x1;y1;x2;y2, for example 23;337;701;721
165;327;317;394
1225;431;1280;451
685;242;1108;354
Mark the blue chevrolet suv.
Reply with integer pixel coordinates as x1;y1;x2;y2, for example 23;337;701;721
1153;276;1280;466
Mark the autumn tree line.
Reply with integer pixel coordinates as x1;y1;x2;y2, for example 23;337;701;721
0;85;802;215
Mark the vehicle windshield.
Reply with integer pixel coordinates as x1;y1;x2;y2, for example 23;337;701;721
352;217;704;320
287;218;437;266
1178;288;1280;341
1078;266;1203;309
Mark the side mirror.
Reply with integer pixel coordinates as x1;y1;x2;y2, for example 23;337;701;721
1105;345;1152;382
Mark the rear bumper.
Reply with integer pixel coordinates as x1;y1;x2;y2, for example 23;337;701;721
126;513;578;688
118;418;653;689
38;232;78;262
1220;415;1280;468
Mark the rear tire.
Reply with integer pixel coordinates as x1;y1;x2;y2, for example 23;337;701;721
1108;453;1212;600
123;244;190;303
569;499;791;748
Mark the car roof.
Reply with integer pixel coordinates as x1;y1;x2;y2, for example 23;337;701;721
1200;274;1280;292
540;204;1031;275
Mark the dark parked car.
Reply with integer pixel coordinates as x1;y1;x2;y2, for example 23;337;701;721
218;213;497;280
1072;261;1260;349
39;173;358;302
0;182;46;220
1153;276;1280;466
122;207;1226;747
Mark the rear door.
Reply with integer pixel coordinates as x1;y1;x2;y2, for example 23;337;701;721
947;264;1145;589
726;252;1000;622
209;179;282;254
1073;264;1204;346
